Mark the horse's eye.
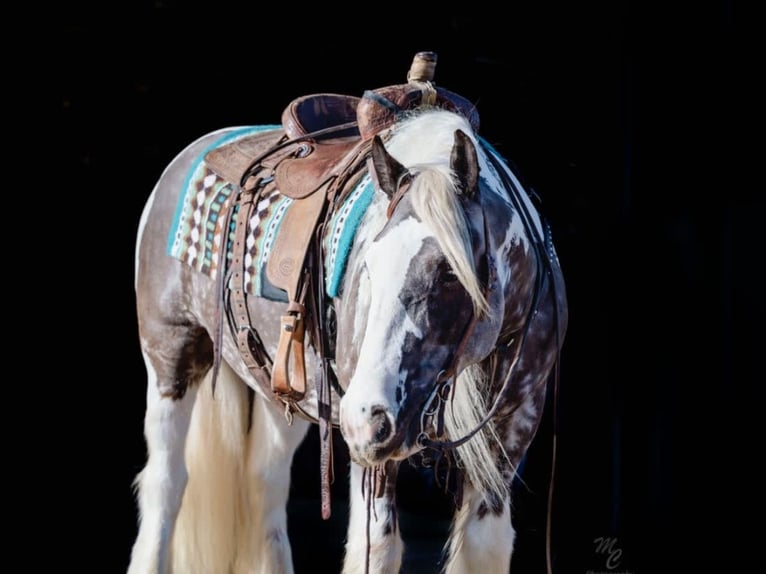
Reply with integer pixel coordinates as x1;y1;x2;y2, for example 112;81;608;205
442;269;459;284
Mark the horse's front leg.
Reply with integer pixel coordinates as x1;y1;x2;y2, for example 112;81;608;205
444;482;514;574
342;461;403;574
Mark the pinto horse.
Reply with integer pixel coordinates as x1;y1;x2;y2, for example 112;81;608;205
129;89;567;574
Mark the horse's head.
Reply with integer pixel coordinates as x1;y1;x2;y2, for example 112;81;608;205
335;110;511;467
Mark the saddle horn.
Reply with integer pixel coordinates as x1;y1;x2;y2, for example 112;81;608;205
357;52;480;141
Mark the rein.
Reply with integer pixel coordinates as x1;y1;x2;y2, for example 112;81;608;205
485;154;566;574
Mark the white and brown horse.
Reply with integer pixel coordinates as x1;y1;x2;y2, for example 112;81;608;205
129;103;567;573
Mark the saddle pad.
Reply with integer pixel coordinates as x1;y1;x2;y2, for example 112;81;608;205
323;171;375;297
167;125;376;301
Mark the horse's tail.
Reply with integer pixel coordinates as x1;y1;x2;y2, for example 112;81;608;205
171;362;251;574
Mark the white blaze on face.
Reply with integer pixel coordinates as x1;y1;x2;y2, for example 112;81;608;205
340;215;429;436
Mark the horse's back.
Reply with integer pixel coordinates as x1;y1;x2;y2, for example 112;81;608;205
135;127;249;281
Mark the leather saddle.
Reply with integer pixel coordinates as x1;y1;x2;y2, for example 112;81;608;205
204;97;370;405
204;52;481;406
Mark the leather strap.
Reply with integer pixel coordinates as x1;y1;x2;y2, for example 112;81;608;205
267;183;328;401
272;301;308;400
385;175;412;219
210;190;238;395
230;187;272;379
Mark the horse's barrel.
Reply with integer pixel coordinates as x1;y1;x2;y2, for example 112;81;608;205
357;51;480;141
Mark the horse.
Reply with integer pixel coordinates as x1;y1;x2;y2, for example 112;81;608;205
128;64;567;574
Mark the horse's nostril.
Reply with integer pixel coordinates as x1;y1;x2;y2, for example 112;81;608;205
370;405;393;444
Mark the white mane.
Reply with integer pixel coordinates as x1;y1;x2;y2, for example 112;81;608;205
385;109;489;317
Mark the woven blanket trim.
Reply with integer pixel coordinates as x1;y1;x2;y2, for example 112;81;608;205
324;173;375;297
166;125;281;255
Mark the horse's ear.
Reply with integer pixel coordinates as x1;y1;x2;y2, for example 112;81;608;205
450;129;479;199
371;135;407;199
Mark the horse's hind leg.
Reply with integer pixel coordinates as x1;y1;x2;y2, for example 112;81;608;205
128;326;211;574
235;392;310;574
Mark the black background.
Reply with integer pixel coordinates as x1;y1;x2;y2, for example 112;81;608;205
51;1;761;572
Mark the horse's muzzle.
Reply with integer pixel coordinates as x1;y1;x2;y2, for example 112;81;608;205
339;402;412;466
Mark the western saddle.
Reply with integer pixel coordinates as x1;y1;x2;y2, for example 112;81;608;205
205;52;480;518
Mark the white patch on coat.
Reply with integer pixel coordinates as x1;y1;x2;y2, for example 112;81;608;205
476;144;544;240
340;215;428;429
343;464;403;574
129;354;198;574
445;484;514;574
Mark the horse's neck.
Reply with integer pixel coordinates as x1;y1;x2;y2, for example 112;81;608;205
329;190;389;378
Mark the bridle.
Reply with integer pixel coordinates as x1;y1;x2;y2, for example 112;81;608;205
406;144;565;574
381;160;506;455
384;143;564;491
